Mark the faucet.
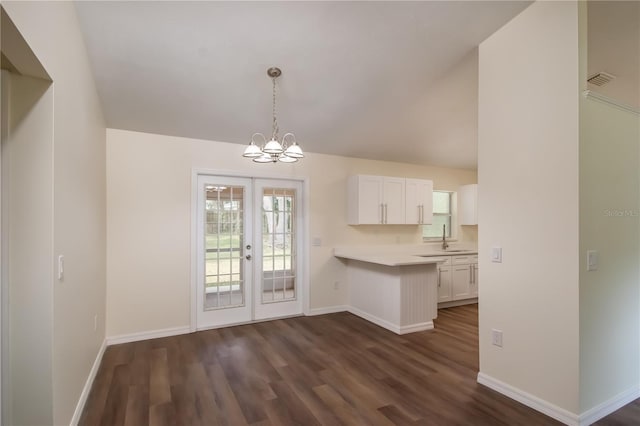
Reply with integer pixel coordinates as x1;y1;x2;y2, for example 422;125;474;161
442;224;449;250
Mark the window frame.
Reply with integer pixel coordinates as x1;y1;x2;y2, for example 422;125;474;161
422;190;457;241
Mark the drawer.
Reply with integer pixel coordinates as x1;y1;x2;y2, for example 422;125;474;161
432;256;451;266
452;255;474;265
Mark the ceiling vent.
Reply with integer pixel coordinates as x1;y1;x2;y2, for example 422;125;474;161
587;72;616;86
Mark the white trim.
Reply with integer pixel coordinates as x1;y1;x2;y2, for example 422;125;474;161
398;321;434;334
106;326;191;346
302;178;310;316
583;90;640;115
347;306;433;335
477;372;579;426
70;339;107;426
578;385;640;426
306;305;348;316
190;170;198;332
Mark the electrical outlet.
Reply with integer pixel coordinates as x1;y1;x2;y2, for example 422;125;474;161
334;281;340;290
491;329;503;347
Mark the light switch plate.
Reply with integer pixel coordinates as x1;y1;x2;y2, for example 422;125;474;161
58;255;64;280
491;329;503;347
587;250;598;271
491;247;502;263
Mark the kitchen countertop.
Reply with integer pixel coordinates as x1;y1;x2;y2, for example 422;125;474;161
333;247;478;267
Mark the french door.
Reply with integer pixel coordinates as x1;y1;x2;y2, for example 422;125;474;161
195;175;303;329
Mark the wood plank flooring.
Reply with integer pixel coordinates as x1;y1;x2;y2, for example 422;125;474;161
79;305;620;425
595;398;640;425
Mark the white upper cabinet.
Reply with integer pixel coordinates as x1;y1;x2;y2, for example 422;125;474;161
348;175;383;224
382;177;406;224
458;183;478;225
348;175;406;225
405;178;433;224
348;175;432;225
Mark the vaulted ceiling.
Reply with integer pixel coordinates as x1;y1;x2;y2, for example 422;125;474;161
75;1;533;170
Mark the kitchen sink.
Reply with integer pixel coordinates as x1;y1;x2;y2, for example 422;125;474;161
440;249;468;252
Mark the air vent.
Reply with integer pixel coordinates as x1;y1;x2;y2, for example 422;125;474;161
587;72;616;86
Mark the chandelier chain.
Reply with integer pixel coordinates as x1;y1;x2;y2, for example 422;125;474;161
271;76;279;140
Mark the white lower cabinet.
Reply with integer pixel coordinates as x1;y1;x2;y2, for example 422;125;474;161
437;255;479;304
437;264;453;303
452;265;472;300
470;259;478;297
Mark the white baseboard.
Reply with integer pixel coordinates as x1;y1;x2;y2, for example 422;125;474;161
578;385;640;425
399;321;433;334
70;339;107;426
348;306;401;334
477;372;579;426
306;305;348;316
106;325;191;345
347;306;432;335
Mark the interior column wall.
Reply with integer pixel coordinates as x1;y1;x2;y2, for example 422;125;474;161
2;2;107;424
478;0;581;416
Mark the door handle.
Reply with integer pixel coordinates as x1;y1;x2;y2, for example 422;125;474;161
246;244;251;250
246;254;252;260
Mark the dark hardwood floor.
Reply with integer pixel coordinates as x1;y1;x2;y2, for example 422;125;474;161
595;398;640;426
79;305;632;425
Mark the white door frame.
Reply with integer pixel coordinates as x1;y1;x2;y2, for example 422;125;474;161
190;168;310;331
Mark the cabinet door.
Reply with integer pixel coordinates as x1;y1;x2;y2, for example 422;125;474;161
382;177;405;224
437;265;452;303
452;265;471;300
470;263;478;297
348;175;383;225
458;184;478;225
405;178;433;224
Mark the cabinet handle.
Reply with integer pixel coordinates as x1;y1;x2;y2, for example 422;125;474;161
469;265;473;284
380;204;384;224
417;205;421;224
437;268;441;287
384;204;388;224
421;204;425;224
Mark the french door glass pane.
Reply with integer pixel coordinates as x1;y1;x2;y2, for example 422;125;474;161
261;188;296;303
204;185;245;309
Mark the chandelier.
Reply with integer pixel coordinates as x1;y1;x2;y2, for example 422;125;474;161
243;67;304;163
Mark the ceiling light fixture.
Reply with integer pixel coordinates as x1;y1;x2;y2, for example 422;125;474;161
243;67;304;163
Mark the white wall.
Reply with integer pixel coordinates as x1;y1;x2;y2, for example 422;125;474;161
478;0;580;416
106;129;476;337
579;96;640;412
2;71;54;426
2;2;106;424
